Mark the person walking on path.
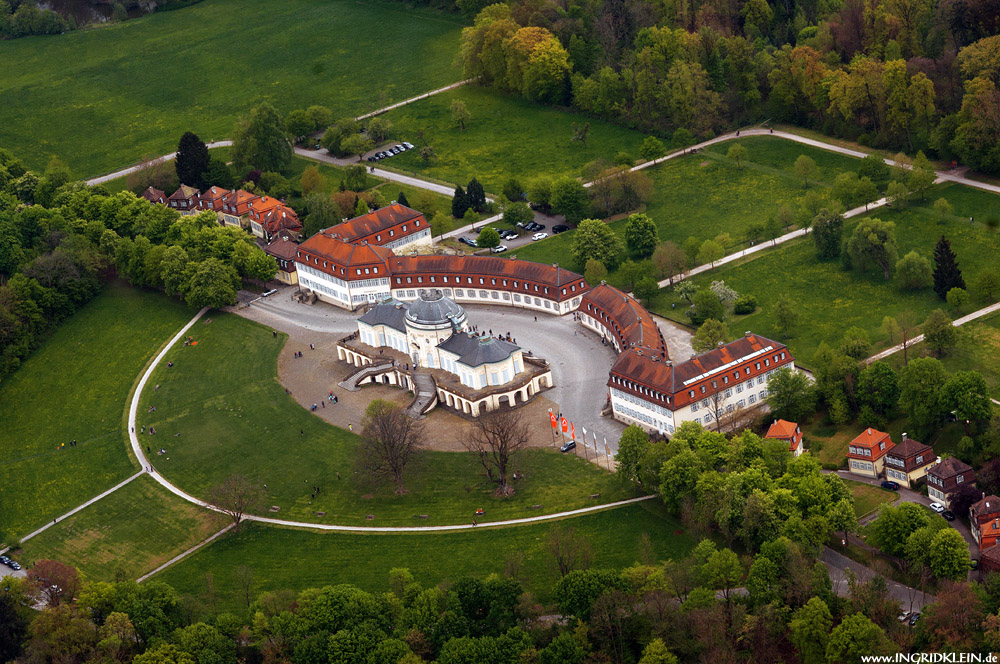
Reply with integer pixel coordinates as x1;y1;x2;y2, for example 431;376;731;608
348;423;353;432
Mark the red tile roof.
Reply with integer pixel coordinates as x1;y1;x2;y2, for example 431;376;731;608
222;189;259;216
847;428;894;460
972;495;1000;520
296;234;393;279
264;235;299;262
259;205;302;236
326;203;426;244
387;256;586;300
766;419;798;440
142;186;166;204
608;333;792;410
168;184;200;201
198;186;229;211
929;456;973;480
580;284;667;358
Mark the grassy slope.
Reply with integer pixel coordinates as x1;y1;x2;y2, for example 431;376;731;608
0;0;463;176
15;475;219;581
0;283;192;539
648;181;1000;363
513;136;864;276
140;312;634;526
845;480;898;518
883;311;1000;399
155;500;693;613
381;86;648;191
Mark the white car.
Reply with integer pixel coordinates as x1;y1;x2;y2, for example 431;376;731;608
491;245;507;253
532;232;548;241
929;502;945;513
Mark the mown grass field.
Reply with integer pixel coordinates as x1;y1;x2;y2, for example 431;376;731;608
155;500;693;613
649;181;1000;363
844;479;898;518
15;475;220;581
0;283;193;540
882;312;1000;399
0;0;463;177
513;135;868;278
380;86;648;191
140;312;635;526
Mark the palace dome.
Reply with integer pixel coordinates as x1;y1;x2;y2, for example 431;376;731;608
404;289;466;327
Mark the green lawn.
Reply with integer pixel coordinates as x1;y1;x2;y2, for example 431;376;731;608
155;500;693;613
15;475;219;582
649;181;1000;363
379;86;648;191
845;480;898;519
140;312;635;526
882;311;1000;399
0;283;193;541
513;135;868;277
0;0;463;177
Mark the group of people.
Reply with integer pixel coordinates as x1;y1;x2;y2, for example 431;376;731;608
57;439;78;451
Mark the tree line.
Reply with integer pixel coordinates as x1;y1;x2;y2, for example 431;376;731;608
457;1;1000;174
0;148;276;383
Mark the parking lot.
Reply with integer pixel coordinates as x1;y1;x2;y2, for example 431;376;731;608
453;213;572;255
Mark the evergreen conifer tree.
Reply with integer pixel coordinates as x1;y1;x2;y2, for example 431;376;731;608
396;191;409;207
452;185;470;218
933;235;965;300
175;132;210;189
466;177;487;213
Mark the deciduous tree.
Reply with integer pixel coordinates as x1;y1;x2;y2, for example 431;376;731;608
726;143;748;169
847;217;898;280
898;357;947;436
464;409;529;497
941;371;991;434
572;219;623;269
615;425;650;485
793;155;818;187
895;250;933;290
624;213;658;258
773;294;798;338
451;99;471;131
231;103;293;174
922;309;957;356
360;399;423;494
652;241;686;284
811;208;843;259
692;318;729;353
207;474;266;531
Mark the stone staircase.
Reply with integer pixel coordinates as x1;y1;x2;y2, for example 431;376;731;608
406;371;437;419
338;361;394;392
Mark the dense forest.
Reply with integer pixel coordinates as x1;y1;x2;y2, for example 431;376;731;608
451;0;1000;173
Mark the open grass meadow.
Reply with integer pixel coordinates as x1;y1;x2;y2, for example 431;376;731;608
0;283;193;541
380;86;648;191
513;135;873;279
155;500;694;613
648;181;1000;364
0;0;464;177
140;312;635;526
15;475;220;581
882;311;1000;399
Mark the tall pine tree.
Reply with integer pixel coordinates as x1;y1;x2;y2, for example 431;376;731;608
176;132;210;189
451;185;470;218
932;235;965;299
466;177;487;213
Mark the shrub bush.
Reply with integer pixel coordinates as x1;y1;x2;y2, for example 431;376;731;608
733;294;758;315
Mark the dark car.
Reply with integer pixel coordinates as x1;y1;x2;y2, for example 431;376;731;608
500;230;518;240
458;237;477;247
880;480;899;491
532;223;546;230
941;509;956;521
0;555;9;566
8;561;20;571
366;156;376;162
907;613;920;627
560;440;576;453
552;224;570;233
972;559;980;570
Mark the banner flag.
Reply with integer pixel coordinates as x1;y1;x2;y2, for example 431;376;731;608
571;422;576;440
561;417;569;433
549;411;557;428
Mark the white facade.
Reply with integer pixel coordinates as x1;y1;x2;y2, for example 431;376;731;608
579;312;621;351
439;346;524;390
609;363;793;435
383;227;432;252
297;263;392;309
390;285;581;315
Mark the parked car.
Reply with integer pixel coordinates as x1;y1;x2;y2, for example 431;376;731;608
515;221;528;229
532;232;548;241
8;561;20;571
941;510;956;521
403;141;415;150
0;555;9;565
898;612;911;623
552;224;570;233
458;237;477;247
972;559;980;570
492;245;508;253
500;230;518;240
366;156;377;162
560;440;576;453
394;144;405;152
929;502;945;513
524;222;540;231
880;480;899;491
532;223;546;230
907;613;920;627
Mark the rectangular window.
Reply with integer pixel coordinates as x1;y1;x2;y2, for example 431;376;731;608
748;394;756;404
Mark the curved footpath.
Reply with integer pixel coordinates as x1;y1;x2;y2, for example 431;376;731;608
128;308;655;532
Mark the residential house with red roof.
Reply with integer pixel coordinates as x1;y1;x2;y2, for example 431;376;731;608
325;203;431;252
606;332;794;435
263;232;299;285
219;190;259;229
197;186;229;214
167;185;200;214
245;195;300;241
971;495;1000;551
846;428;894;478
927;457;976;508
766;419;803;457
141;186;166;205
883;434;935;488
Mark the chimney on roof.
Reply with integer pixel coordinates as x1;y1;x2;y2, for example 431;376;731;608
745;330;751;336
867;428;872;435
902;432;907;440
717;341;723;347
690;354;696;359
553;264;558;268
666;360;672;366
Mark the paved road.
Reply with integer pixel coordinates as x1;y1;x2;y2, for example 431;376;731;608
821;546;934;613
354;79;474;121
86;140;233;186
867;300;1000;363
294;147;458;197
